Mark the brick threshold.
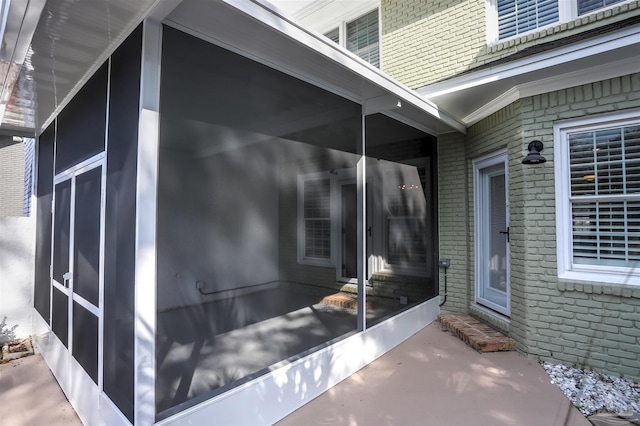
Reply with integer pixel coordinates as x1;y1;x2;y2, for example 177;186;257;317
438;314;515;353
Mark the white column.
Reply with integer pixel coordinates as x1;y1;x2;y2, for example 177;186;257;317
134;17;162;426
357;114;367;331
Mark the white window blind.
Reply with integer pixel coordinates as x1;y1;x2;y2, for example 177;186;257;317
497;0;559;40
346;10;380;68
578;0;624;15
568;125;640;268
303;179;331;259
324;28;339;43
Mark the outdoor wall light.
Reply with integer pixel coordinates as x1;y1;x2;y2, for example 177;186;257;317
522;140;546;164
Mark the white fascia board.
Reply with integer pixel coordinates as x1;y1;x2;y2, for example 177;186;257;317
224;0;466;134
419;24;640;100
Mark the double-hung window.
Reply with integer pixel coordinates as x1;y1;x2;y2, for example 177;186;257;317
489;0;628;42
555;112;640;284
323;9;380;68
298;175;333;266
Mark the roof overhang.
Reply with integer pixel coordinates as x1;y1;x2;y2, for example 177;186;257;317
0;0;464;137
166;0;465;136
418;22;640;126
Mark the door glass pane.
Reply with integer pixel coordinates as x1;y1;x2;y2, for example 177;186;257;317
72;302;98;384
488;173;507;292
73;166;102;306
53;180;71;285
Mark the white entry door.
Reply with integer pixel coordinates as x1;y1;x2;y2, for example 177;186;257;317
50;155;105;405
474;151;510;316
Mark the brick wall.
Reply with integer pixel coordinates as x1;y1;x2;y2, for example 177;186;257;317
381;0;640;88
437;132;470;314
439;73;640;381
0;138;26;217
381;0;486;88
517;73;640;381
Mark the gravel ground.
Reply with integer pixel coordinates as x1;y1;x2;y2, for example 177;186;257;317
543;362;640;418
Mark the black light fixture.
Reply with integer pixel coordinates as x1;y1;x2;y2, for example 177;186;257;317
522;140;546;164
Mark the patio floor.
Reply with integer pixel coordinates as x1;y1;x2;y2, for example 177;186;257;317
0;322;590;426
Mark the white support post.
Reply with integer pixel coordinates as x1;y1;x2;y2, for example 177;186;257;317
357;114;366;331
134;17;162;426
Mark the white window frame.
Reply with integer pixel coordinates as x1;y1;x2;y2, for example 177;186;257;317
297;172;337;267
322;7;381;68
554;109;640;285
486;0;634;44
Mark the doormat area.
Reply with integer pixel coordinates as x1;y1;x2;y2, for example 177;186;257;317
438;314;515;353
1;337;34;363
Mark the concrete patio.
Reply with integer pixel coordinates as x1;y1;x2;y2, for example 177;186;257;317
0;322;589;426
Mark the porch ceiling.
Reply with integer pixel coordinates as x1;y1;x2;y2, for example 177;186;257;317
0;0;465;138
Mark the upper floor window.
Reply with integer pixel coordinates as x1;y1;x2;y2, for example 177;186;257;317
554;111;640;285
489;0;627;42
497;0;559;40
323;9;380;68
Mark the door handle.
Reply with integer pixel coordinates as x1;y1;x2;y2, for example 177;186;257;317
63;272;73;288
499;227;510;243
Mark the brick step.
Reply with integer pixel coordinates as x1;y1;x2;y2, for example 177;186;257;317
320;293;374;310
438;314;515;353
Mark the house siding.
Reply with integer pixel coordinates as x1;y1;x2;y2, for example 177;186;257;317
381;0;640;87
439;73;640;381
0;138;26;217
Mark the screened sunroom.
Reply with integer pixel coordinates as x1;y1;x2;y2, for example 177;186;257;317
29;1;464;424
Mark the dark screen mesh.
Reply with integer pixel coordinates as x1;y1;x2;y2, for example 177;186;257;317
103;24;142;423
55;63;108;174
51;287;68;347
73;166;102;306
52;180;71;286
34;123;55;321
72;302;98;384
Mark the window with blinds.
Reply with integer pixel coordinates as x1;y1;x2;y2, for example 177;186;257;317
497;0;559;40
346;10;380;68
303;179;331;259
578;0;625;15
568;124;640;268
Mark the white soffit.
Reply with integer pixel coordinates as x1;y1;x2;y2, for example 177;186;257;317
419;24;640;126
165;0;465;135
4;0;163;135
